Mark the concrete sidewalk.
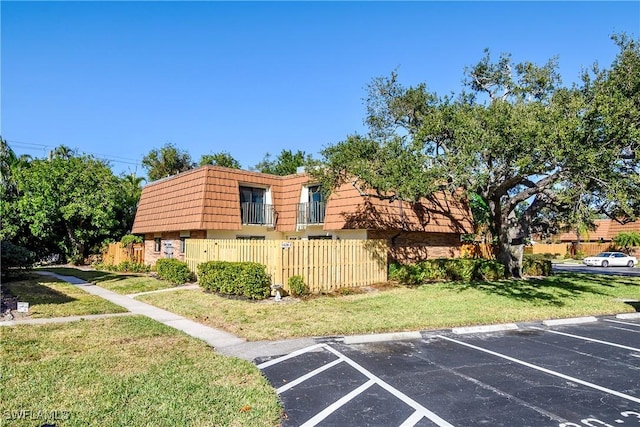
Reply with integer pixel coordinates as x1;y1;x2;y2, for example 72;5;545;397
36;271;245;349
32;271;315;361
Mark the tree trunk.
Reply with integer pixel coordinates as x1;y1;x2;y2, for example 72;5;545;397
490;198;525;278
496;234;524;278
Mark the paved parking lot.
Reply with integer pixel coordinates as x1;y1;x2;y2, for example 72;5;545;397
257;315;640;427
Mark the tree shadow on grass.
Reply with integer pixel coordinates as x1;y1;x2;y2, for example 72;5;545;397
38;267;140;284
440;273;634;307
4;279;76;307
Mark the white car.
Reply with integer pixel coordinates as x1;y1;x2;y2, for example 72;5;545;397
582;252;637;267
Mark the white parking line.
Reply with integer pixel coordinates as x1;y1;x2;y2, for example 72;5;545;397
256;343;325;369
322;345;454;427
261;343;454;427
530;327;640;352
437;335;640;405
300;380;376;427
604;319;640;328
276;358;343;394
608;326;640;334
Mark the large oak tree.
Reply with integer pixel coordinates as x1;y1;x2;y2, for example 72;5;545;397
314;35;639;277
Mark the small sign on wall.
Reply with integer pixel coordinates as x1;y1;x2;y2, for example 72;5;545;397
17;302;29;313
280;242;292;249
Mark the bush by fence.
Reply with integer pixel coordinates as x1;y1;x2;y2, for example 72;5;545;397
287;275;309;297
197;261;271;300
389;258;506;285
522;254;553;276
155;258;194;285
93;260;150;273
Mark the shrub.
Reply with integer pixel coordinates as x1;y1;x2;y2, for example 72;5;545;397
94;261;150;273
476;260;506;280
155;258;194;285
389;258;506;285
1;241;36;279
197;261;271;300
288;275;309;297
574;250;586;260
120;234;143;248
522;254;552;276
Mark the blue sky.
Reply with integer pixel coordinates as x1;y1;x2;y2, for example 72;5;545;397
2;1;638;177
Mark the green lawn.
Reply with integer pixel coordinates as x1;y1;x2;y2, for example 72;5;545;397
1;316;280;427
38;267;178;295
138;273;640;341
3;275;127;318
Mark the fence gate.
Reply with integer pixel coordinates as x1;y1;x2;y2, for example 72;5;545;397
184;239;388;294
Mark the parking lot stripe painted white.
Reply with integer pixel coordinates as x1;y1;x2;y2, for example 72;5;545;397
399;410;427;427
530;327;640;352
323;345;455;427
276;358;343;394
608;326;640;334
604;319;640;328
437;335;640;405
452;323;518;335
300;379;376;427
256;343;325;369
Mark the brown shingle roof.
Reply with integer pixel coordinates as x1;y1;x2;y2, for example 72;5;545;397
132;166;473;235
324;183;472;233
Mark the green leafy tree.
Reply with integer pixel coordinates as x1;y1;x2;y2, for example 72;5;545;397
142;143;194;181
1;138;31;243
13;154;127;262
118;173;146;234
314;35;640;277
254;149;312;176
613;231;640;252
199;151;241;169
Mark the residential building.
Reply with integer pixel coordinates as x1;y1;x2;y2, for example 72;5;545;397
131;166;473;265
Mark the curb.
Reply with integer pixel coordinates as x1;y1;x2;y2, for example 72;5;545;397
452;323;518;335
343;331;423;345
542;316;598;326
617;312;640;320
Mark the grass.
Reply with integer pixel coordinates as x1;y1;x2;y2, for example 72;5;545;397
1;316;281;426
137;273;640;341
3;274;127;318
38;267;178;295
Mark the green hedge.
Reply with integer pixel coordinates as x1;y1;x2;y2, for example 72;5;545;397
288;275;309;297
197;261;271;300
155;258;194;285
94;261;150;273
389;258;506;285
522;254;553;276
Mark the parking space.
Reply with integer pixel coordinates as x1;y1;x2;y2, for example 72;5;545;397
257;315;640;427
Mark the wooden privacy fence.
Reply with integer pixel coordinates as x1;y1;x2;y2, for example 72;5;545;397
102;243;145;265
524;243;569;256
524;242;617;257
184;239;388;294
460;243;495;259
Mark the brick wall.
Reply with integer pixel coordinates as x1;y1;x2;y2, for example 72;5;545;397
144;230;206;265
368;231;462;264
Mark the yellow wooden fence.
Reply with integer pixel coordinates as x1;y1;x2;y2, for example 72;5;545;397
524;242;618;257
102;243;145;265
184;239;388;294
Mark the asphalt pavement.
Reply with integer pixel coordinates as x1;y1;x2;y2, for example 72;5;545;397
257;315;640;427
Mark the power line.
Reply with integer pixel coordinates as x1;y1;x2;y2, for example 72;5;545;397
6;139;143;167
